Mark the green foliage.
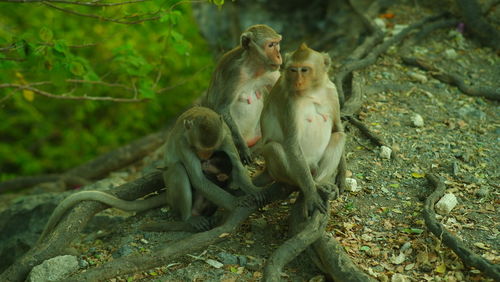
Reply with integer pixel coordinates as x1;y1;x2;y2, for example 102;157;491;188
0;1;216;179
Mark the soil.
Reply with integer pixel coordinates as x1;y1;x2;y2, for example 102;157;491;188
2;2;499;282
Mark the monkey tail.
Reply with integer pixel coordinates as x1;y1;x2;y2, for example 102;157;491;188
38;191;166;242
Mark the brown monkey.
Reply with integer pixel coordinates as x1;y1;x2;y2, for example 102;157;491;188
38;107;259;241
256;43;346;217
203;24;282;164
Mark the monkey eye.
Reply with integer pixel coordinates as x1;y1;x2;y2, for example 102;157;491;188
301;68;309;73
268;43;274;48
289;68;298;72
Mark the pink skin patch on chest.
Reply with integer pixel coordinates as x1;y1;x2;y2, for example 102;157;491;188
246;135;261;147
255;90;262;99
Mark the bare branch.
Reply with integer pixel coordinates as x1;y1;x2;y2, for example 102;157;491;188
0;83;147;102
0;0;149;7
42;1;161;24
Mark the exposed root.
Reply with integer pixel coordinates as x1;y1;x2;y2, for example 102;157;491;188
0;171;164;282
402;57;500;101
346;116;385;148
424;174;500;280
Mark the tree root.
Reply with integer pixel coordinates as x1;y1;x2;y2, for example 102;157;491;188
402;57;500;101
0;171;164;282
66;182;293;281
456;0;500;52
278;195;375;282
345;116;385;148
263;210;326;281
0;131;167;193
336;13;445;105
423;174;500;280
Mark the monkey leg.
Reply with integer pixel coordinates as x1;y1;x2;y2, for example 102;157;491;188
315;132;346;184
164;163;192;221
252;169;274;187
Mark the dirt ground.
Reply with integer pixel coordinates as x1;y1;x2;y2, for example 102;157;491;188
2;2;499;282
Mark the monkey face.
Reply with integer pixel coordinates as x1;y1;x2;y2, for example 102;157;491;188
286;64;315;92
263;39;282;69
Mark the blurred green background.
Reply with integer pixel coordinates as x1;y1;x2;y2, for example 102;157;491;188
0;0;218;180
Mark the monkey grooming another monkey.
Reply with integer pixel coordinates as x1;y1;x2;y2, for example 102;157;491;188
257;43;346;217
38;107;260;241
203;24;282;164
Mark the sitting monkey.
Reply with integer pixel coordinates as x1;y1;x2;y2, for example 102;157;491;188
38;107;260;241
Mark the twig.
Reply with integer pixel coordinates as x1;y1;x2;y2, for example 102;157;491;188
42;1;162;24
423;174;500;280
0;131;167;193
402;57;500;101
0;0;148;6
0;83;147;102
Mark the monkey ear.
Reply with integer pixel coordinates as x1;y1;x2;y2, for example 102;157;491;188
183;119;194;130
240;32;253;49
322;52;332;70
283;52;292;65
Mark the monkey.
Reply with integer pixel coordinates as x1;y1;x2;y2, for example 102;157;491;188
203;24;282;165
255;43;346;217
38;107;260;241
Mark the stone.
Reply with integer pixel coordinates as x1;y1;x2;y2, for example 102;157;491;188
380;146;392;159
411;114;424;127
345;178;359;192
435;193;458;214
28;255;79;282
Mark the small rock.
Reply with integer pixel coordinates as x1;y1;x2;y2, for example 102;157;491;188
345;178;359;192
309;275;326;282
28;255;79;282
458;105;486;120
246;256;265;271
475;187;489;198
444;49;458;59
411;114;424;127
237;255;247;266
452;162;459;175
400;242;412;252
407;71;428;83
217;252;238;265
373;18;386;32
435;193;458;214
112;245;133;258
393;24;408;35
391;273;409;282
78;259;89;269
380;146;392;159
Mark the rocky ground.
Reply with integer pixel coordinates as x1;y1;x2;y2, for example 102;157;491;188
1;2;498;282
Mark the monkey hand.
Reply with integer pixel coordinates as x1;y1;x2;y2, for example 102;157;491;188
304;192;328;217
317;182;339;201
239;146;253;165
237;190;266;208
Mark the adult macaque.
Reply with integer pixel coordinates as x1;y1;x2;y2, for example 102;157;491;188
203;24;282;164
256;43;346;217
39;107;260;241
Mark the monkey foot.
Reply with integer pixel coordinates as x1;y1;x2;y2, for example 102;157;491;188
187;216;217;232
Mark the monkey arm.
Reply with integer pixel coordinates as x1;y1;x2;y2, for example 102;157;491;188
221;112;253;165
220;134;259;195
180;148;237;211
208;73;253;164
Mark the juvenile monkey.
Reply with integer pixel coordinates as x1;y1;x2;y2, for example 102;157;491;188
203;24;282;164
39;107;260;241
257;43;346;217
